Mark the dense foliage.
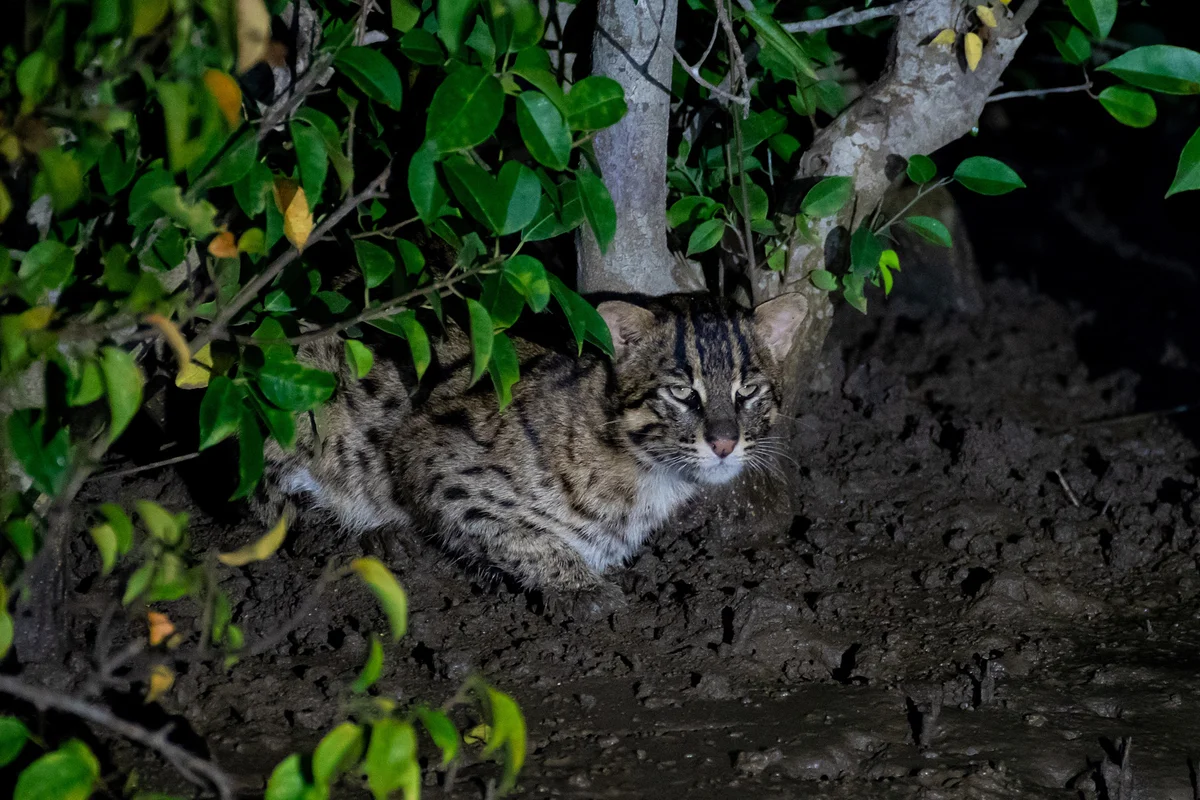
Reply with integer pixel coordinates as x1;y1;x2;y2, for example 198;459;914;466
1;0;1200;795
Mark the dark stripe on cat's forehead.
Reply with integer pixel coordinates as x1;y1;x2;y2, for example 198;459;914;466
673;315;692;378
730;314;752;377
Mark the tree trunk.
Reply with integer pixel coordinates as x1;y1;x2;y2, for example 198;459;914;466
577;0;700;295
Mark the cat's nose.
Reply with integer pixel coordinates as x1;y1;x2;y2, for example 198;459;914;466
708;437;737;458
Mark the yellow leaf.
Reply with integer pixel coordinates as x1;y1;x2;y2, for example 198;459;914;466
0;130;20;163
208;230;239;259
175;343;214;390
202;70;244;127
931;28;957;47
976;5;997;27
145;664;174;703
0;179;11;224
218;514;288;567
273;178;313;251
132;0;169;37
147;611;176;646
351;557;408;640
237;0;272;74
965;32;983;71
18;306;53;331
144;313;191;374
463;723;491;745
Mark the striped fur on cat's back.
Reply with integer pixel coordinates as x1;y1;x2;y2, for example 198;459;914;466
259;292;808;598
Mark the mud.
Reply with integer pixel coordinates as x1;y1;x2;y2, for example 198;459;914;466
52;281;1200;798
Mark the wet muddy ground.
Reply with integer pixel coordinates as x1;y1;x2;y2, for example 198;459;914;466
47;280;1200;798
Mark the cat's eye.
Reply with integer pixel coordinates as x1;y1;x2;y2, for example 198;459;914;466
668;386;696;402
737;383;761;398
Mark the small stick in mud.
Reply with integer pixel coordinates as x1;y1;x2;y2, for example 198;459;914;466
1054;469;1082;508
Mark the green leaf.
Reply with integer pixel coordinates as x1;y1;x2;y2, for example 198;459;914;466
135;500;183;545
878;248;899;296
1098;45;1200;95
667;196;719;229
342;340;374;380
417;707;460;766
904;215;953;247
150;186;218;236
564;76;627;131
503;255;550;312
809;269;838;291
744;6;818;82
7;413;70;496
101;346;144;442
198;376;242;450
0;585;11;660
397;239;425;275
730;181;768;222
355;240;396;289
257;362;337;412
479;685;526;793
1066;0;1116;39
427;66;505;152
352;557;408;640
122;561;155;605
335;47;404;109
576;169;617;253
687;218;726;256
235;161;274;217
1167;127;1200;197
364;719;419;800
800;176;853;217
264;754;311;800
313;723;365;786
1098;85;1157;128
769;132;801;162
206;131;258;188
408;141;447;223
548;275;613;356
443;159;540;234
16;50;57;107
401;28;445;64
232;406;264;500
100;503;134;555
14;740;99;800
953;156;1025;195
466;298;494;385
906;155;937;184
488;332;520;409
517;92;572;171
843;272;867;314
157;81;222;174
89;522;119;575
291;121;328;205
99;141;137;195
37;148;83;212
1045;22;1092;66
850;226;883;275
17;240;75;304
497;162;542;234
294;108;354;197
0;716;31;768
391;0;420;31
438;0;479;54
351;634;385;693
5;520;35;562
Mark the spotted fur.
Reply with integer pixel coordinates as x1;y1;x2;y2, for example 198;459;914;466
259;293;807;593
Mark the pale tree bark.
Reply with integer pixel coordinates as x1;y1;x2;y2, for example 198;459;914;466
577;0;701;295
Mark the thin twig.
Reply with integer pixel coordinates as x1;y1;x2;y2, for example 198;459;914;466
257;51;337;141
0;675;236;800
87;451;204;482
781;2;906;33
188;164;392;355
987;81;1093;103
349;215;420;240
1054;469;1081;508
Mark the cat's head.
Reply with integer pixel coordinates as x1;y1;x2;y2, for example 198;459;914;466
599;293;808;485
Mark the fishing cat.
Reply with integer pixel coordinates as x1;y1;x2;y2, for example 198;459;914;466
259;292;807;612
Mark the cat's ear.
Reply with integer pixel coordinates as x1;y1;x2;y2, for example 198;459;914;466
597;301;656;359
753;293;808;364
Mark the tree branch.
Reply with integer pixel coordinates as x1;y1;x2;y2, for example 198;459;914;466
187;164;392;355
781;2;907;33
257;51;336;140
0;675;237;800
987;80;1092;103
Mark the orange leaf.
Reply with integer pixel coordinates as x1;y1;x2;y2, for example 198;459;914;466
144;313;191;374
208;230;239;259
237;0;272;74
145;664;174;703
147;611;176;646
202;70;243;127
273;178;313;251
